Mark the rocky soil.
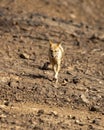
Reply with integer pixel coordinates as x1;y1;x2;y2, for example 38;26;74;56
0;0;104;130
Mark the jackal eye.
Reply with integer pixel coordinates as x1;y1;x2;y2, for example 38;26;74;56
50;49;53;52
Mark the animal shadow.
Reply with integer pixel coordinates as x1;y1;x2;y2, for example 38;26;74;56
23;73;52;81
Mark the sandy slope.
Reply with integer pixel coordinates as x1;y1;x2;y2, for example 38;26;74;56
0;0;104;130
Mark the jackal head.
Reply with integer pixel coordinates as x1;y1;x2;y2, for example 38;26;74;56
49;41;61;51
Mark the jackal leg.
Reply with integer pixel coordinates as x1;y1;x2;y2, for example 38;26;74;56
50;62;58;82
54;62;61;82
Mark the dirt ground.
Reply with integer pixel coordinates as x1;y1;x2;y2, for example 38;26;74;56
0;0;104;130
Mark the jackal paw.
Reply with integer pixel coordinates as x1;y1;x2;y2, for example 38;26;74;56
53;77;58;83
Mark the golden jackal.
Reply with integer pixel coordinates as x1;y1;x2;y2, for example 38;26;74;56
49;41;64;82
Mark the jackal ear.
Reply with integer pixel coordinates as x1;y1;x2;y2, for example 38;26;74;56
49;40;53;46
57;42;62;46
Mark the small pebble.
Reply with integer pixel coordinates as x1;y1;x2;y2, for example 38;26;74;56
19;53;29;59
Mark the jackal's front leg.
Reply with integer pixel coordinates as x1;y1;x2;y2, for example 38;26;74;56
54;63;60;83
51;62;57;82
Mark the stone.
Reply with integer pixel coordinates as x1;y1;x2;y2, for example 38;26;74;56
19;53;29;59
81;94;89;104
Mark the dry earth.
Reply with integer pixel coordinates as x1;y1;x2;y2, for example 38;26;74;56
0;0;104;130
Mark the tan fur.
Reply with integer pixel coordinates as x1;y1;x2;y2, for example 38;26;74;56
49;41;64;82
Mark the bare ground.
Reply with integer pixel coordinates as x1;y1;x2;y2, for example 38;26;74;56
0;0;104;130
